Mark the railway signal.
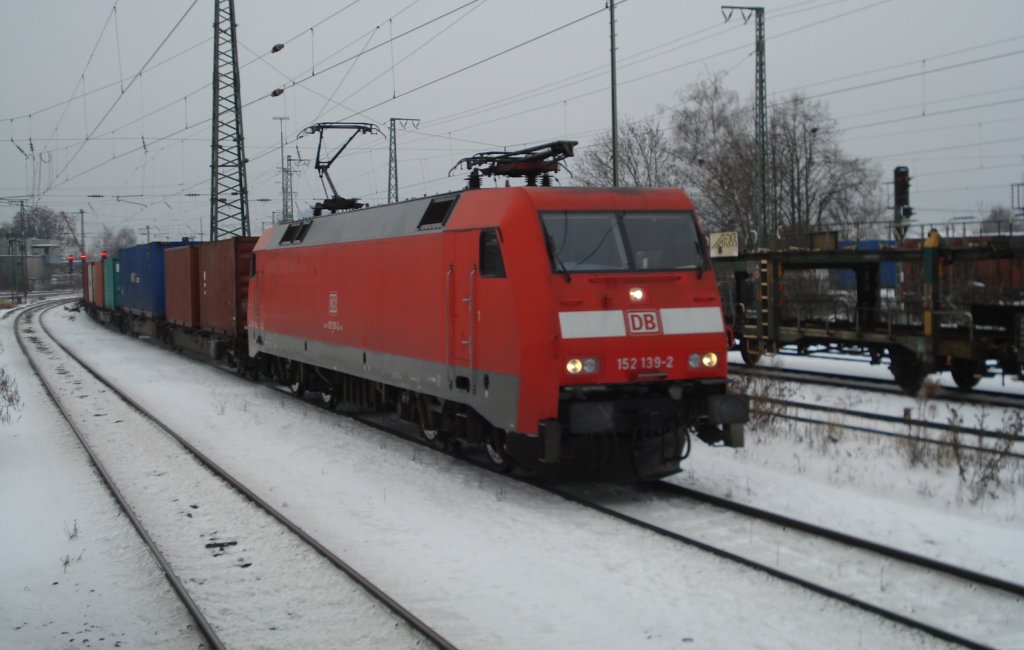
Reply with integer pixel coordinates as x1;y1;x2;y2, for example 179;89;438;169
894;166;912;240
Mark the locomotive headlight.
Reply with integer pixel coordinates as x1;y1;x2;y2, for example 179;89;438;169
566;357;600;375
688;352;719;369
628;287;645;302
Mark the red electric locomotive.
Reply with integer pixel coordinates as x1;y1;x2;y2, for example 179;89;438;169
247;142;748;480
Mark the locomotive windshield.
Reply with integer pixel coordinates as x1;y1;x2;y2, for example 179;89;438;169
541;211;706;273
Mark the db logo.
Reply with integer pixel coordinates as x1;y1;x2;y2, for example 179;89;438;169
626;310;661;335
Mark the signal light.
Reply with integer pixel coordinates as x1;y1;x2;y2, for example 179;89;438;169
101;250;108;259
67;255;73;273
79;253;87;261
894;166;910;208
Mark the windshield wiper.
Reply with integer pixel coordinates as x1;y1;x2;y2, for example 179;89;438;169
694;239;707;279
546;236;572;283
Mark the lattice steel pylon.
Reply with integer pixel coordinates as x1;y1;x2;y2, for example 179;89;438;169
723;5;767;248
209;0;250;240
388;117;418;204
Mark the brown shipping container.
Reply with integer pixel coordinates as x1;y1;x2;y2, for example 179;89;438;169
81;262;90;303
165;245;201;327
91;260;105;308
198;237;257;336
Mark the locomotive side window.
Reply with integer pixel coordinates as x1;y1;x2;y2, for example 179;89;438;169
279;220;313;245
479;230;506;278
540;211;706;273
418;197;458;230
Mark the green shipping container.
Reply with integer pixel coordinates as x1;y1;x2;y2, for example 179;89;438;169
103;257;120;309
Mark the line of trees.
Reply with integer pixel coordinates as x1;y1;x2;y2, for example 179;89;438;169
0;206;136;258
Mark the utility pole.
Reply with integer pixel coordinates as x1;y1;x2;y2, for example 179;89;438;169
79;209;85;256
209;0;250;240
609;0;619;187
273;116;290;223
388;117;419;203
722;5;768;248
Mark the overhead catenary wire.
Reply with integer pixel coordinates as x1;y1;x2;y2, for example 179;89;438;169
42;0;201;198
6;0;1020;231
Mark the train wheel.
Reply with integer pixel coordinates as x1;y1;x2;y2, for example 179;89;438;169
485;431;513;472
288;362;305;398
890;348;925;395
319;388;338;409
740;340;761;366
951;361;984;391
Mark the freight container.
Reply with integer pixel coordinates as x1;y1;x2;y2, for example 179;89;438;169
120;241;188;317
81;261;90;303
198;237;257;336
103;257;120;309
165;244;201;327
88;260;105;308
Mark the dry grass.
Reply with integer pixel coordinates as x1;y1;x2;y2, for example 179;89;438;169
0;367;22;424
896;401;1023;504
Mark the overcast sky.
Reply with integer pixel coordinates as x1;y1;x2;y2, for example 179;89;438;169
1;0;1021;243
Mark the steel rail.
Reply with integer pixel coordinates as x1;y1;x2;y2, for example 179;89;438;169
766;410;1024;460
38;301;458;650
536;479;1000;650
14;301;226;650
649;481;1024;598
764;396;1018;442
731;363;1024;409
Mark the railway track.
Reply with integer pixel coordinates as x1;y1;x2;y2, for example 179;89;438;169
18;300;455;650
341;413;1022;649
761;395;1024;459
542;480;1023;650
731;362;1024;410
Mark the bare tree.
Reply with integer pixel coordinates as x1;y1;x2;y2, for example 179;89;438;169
670;73;755;238
670;74;882;249
980;205;1013;234
572;115;677;187
92;225;137;258
768;95;881;246
0;205;73;242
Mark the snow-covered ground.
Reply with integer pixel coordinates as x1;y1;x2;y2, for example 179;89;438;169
2;296;1022;648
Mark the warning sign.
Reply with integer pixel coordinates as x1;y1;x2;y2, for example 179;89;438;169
708;231;739;258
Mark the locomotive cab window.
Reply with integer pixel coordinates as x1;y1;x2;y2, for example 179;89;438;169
479;229;506;278
541;211;705;273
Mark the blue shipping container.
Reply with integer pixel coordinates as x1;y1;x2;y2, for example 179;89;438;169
833;239;898;291
119;242;188;317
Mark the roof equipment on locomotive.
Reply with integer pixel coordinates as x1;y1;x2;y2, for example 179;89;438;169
451;140;577;189
302;121;383;215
